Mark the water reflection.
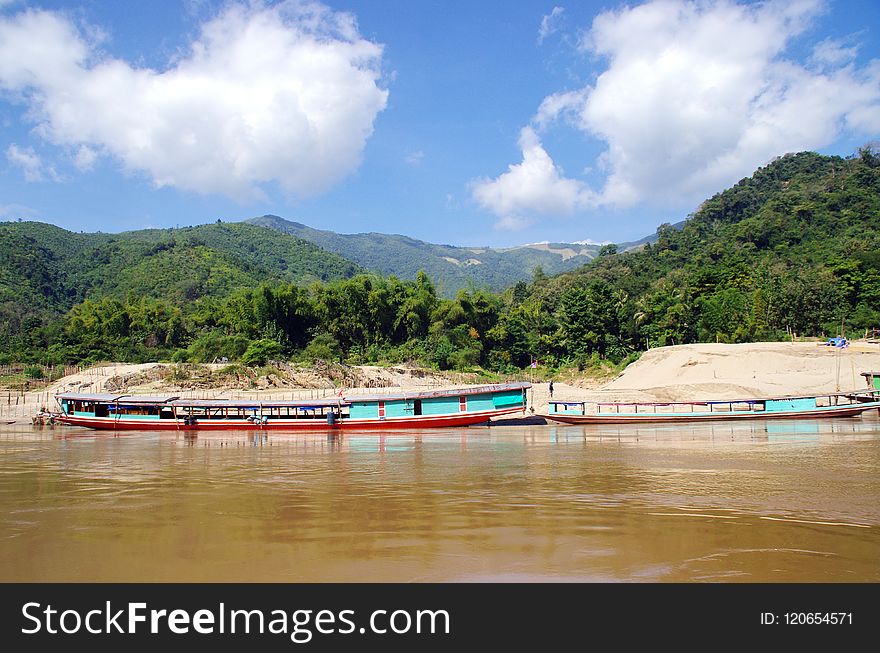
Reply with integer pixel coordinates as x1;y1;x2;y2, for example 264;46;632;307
546;418;867;444
1;420;878;582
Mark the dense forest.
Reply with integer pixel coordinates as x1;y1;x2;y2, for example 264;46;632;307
1;147;878;373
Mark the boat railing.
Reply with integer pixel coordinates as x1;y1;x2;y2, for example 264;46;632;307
549;390;880;416
845;388;880;403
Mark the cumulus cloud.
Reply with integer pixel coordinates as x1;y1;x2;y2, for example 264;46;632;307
475;0;880;224
471;126;594;229
0;1;388;199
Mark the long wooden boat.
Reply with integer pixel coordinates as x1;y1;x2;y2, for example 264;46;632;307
49;382;530;431
542;391;880;425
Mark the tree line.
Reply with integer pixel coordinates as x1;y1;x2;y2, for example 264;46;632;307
1;147;878;373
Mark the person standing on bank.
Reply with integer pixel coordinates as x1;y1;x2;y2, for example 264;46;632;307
549;379;554;398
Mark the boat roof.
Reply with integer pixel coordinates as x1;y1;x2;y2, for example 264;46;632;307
56;381;531;408
56;393;180;404
550;389;874;406
345;381;531;403
170;398;346;409
57;392;345;408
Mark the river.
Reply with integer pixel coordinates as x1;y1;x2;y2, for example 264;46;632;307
1;417;878;582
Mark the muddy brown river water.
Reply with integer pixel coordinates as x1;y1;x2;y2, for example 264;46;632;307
1;417;878;582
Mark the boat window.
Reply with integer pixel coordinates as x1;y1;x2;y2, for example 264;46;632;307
414;399;422;416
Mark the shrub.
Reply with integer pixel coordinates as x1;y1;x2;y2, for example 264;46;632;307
25;365;44;380
301;333;342;362
241;339;283;366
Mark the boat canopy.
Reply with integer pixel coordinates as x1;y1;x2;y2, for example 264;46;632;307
56;382;530;409
170;398;347;409
56;393;180;404
346;381;530;403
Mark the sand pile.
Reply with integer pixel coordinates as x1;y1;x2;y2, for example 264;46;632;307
608;341;878;398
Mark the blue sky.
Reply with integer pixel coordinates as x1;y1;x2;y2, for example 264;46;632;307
1;0;878;247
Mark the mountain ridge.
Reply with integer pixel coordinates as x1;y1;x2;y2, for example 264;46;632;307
245;214;664;295
0;220;360;319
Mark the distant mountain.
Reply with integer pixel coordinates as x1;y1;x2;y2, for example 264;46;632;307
246;215;657;296
0;221;360;320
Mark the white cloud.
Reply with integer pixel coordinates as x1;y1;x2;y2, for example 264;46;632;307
812;36;859;66
474;0;880;223
495;214;533;231
533;88;587;130
573;0;869;207
537;6;565;45
0;1;388;200
73;145;97;171
0;203;40;220
405;149;424;166
471;126;595;229
6;144;42;181
6;143;61;181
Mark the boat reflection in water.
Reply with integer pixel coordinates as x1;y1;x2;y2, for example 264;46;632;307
543;417;871;445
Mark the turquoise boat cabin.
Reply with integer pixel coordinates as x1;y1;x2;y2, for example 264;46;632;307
346;384;527;419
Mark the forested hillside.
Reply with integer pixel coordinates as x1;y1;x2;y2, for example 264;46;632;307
2;147;877;372
247;214;608;295
0;221;360;360
523;147;880;363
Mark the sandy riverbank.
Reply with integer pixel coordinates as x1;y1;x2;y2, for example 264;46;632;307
4;341;880;423
539;340;880;407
